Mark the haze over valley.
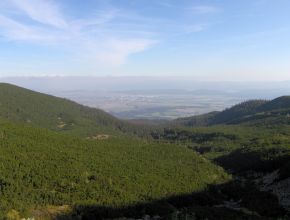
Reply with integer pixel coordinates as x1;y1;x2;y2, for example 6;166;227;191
3;77;290;120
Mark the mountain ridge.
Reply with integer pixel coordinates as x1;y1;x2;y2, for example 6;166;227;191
174;96;290;127
0;83;147;137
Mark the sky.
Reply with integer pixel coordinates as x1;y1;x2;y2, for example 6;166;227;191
0;0;290;81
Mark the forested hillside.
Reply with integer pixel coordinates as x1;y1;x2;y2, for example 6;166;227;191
0;121;230;219
0;83;149;137
174;97;290;127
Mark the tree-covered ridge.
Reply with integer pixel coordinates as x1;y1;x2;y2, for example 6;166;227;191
0;121;230;219
173;97;290;127
210;100;268;124
258;96;290;112
0;83;149;137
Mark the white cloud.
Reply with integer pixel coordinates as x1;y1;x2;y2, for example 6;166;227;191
9;0;67;28
0;1;218;69
0;1;157;66
92;38;157;65
0;14;67;42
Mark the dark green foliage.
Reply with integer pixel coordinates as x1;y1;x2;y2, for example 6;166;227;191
172;100;268;127
258;96;290;112
174;112;219;127
172;97;290;127
154;128;238;143
0;121;229;219
154;123;290;172
210;100;268;124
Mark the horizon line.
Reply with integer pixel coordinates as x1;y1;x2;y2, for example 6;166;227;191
1;75;290;83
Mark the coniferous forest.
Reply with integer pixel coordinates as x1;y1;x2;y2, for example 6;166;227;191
0;83;290;220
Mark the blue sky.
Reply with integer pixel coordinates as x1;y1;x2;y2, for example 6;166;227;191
0;0;290;80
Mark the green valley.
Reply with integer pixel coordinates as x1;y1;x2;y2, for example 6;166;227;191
0;83;290;219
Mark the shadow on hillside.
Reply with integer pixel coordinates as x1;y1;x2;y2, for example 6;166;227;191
214;148;290;174
53;180;287;220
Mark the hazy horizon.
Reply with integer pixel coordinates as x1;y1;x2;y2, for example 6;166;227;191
2;75;290;91
2;76;290;119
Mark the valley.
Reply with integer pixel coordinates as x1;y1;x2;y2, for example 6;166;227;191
48;90;243;120
1;1;289;219
0;83;290;219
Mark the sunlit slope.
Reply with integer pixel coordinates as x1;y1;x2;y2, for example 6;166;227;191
0;121;230;218
0;83;139;136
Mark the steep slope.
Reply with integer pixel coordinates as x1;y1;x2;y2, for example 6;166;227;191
0;83;142;137
0;121;230;219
